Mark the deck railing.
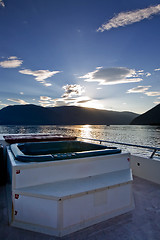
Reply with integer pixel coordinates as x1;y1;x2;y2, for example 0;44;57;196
77;137;160;159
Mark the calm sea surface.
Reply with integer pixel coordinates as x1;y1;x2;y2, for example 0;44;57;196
0;125;159;159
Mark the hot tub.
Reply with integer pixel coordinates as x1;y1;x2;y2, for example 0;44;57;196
7;140;134;237
10;140;121;162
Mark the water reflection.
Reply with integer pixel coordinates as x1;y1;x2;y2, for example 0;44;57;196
0;125;159;159
79;125;92;139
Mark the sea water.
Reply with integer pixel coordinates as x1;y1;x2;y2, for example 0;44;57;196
0;125;159;159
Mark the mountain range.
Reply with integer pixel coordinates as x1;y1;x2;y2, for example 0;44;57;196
0;104;139;125
0;104;159;125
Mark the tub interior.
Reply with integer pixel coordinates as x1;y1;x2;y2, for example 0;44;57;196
10;141;121;162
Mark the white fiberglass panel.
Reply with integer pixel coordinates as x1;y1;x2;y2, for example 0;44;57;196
107;184;132;212
63;193;94;228
14;194;58;228
13;153;130;189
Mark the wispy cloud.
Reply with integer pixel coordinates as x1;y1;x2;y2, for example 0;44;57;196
38;86;104;109
79;67;143;85
146;72;151;77
0;56;23;68
97;4;160;32
154;97;160;105
40;96;52;101
62;84;85;98
154;68;160;71
144;91;160;96
7;98;29;105
127;85;151;93
19;69;61;86
154;101;160;104
127;86;160;97
0;0;5;7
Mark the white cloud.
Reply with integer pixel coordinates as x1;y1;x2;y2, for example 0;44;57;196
146;72;151;77
154;101;160;105
0;0;5;7
40;96;52;101
52;98;66;107
53;95;104;109
20;92;24;95
0;57;23;68
62;84;85;98
76;98;105;109
127;85;151;93
154;68;160;71
144;91;160;96
19;69;61;86
7;98;29;105
37;84;103;109
127;86;160;97
97;4;160;32
79;67;143;85
8;56;18;60
43;83;52;87
38;96;55;107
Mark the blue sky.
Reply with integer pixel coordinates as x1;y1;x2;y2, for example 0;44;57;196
0;0;160;114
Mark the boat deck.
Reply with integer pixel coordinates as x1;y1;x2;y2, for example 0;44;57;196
0;176;160;240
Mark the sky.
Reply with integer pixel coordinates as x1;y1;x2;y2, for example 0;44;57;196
0;0;160;114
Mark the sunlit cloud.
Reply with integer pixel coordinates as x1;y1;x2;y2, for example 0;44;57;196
62;84;85;98
43;83;52;87
154;101;160;104
40;96;52;101
7;98;29;105
38;85;104;109
97;4;160;32
79;67;143;85
19;69;61;86
144;91;160;96
20;92;24;95
0;56;23;68
154;68;160;71
127;85;151;93
38;96;55;107
134;70;151;77
146;72;151;77
76;98;105;109
53;98;66;107
0;0;5;7
53;95;104;109
154;97;160;105
127;86;160;97
0;103;8;107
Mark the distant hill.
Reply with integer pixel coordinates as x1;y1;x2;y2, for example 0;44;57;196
0;104;139;125
131;104;160;125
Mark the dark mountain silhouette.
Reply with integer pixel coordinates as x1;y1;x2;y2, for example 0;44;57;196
0;104;139;125
131;104;160;125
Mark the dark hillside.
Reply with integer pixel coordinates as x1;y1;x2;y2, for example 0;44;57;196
131;104;160;125
0;104;139;125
